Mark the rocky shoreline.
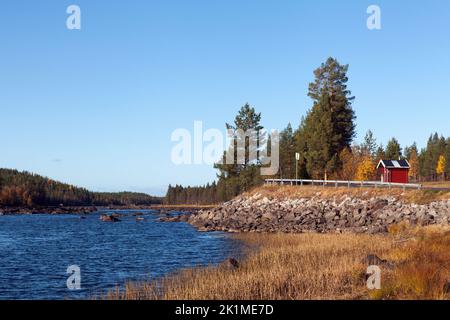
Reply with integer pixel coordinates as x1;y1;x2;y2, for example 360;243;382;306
0;205;205;216
186;192;450;234
0;206;98;215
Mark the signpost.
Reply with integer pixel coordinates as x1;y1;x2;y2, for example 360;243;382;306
295;152;300;181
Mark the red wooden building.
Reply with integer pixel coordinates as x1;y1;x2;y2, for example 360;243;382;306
376;159;410;183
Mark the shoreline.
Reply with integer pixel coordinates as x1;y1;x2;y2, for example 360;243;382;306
0;205;98;215
149;204;216;215
104;224;450;300
0;204;215;216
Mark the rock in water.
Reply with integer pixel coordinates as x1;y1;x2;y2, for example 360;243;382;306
100;214;121;222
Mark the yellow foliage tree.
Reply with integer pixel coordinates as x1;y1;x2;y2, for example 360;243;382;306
408;151;419;182
338;147;357;180
355;156;376;181
436;155;446;180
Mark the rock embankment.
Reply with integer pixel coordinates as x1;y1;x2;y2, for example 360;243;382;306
188;192;450;234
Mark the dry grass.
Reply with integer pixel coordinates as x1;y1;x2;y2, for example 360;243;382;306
375;223;450;300
101;225;450;300
247;185;450;205
422;181;450;188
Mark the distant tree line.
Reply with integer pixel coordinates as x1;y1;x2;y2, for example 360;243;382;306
165;183;222;205
407;133;450;182
92;192;162;206
0;168;162;207
165;57;450;205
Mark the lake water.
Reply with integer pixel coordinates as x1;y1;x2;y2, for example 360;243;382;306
0;210;241;300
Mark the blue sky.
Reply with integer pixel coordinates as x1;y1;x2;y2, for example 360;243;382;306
1;0;449;195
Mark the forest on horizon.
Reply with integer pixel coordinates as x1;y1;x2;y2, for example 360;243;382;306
0;168;162;207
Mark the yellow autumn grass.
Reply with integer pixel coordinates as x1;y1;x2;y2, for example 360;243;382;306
101;224;450;300
421;181;450;189
374;223;450;300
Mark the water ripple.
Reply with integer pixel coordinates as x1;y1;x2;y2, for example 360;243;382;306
0;210;240;299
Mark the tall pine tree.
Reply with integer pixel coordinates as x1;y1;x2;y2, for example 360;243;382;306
301;57;356;179
215;104;265;197
278;123;296;179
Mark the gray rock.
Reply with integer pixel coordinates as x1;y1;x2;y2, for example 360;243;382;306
185;192;449;234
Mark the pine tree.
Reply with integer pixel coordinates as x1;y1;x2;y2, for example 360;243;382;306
362;130;378;159
279;123;295;179
302;95;334;178
308;57;356;148
293;117;309;179
419;133;446;180
375;144;386;162
385;138;402;160
214;104;265;198
445;138;450;178
301;57;356;179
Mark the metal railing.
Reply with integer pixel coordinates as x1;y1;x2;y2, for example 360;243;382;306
264;179;422;190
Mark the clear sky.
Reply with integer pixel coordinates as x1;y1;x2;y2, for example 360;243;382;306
1;0;449;196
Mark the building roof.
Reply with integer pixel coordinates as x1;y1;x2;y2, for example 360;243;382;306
377;159;410;169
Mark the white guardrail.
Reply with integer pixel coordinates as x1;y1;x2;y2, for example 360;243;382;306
264;179;422;190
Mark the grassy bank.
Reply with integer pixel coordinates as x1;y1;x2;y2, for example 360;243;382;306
422;181;450;189
103;224;449;300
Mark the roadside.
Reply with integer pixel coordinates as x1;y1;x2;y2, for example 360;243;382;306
422;181;450;191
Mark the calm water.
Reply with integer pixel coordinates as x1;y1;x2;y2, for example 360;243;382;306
0;210;241;300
